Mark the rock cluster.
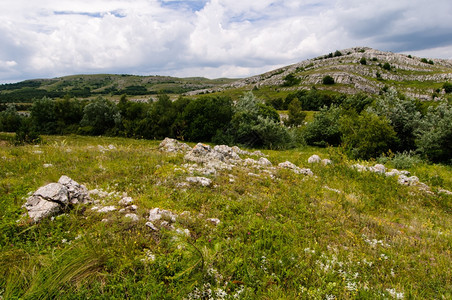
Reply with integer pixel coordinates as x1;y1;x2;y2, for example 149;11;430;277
159;138;314;181
350;163;442;193
24;176;90;223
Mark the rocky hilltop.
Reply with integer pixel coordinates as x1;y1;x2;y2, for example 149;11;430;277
186;47;452;100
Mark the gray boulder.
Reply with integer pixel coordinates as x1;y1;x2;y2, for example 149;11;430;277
159;138;191;153
24;176;90;223
25;183;69;223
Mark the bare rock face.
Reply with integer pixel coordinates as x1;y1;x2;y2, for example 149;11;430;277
24;176;90;223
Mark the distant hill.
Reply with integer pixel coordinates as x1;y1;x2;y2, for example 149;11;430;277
0;74;236;103
1;47;452;104
186;47;452;101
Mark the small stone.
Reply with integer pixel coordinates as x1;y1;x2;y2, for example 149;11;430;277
43;163;54;168
308;155;321;163
207;218;221;225
118;197;133;206
146;221;159;231
321;159;332;166
124;213;139;221
258;157;272;166
186;176;212;187
96;206;117;213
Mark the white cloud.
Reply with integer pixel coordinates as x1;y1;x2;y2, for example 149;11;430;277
0;0;451;83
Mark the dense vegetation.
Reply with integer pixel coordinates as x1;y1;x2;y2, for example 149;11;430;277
1;88;451;163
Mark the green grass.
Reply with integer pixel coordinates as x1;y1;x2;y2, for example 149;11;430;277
1;135;451;299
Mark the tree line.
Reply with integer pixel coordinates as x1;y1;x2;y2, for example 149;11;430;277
1;90;451;164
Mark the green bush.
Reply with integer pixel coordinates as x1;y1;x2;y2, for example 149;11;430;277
415;101;452;164
80;97;121;135
382;62;391;71
339;111;397;160
368;89;422;151
443;82;452;93
322;75;335;85
30;96;57;134
303;105;342;147
0;104;22;132
359;57;367;65
282;73;301;87
286;98;306;127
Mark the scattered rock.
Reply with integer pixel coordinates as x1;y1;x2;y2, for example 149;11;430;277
308;155;321;163
24;175;90;223
321;159;333;166
43;164;54;168
58;175;90;204
398;175;419;186
438;189;452;195
206;218;221;225
124;213;139;221
278;161;313;176
93;206;117;213
146;221;159;231
159;138;191;153
370;164;386;174
118;196;133;206
186;176;212;187
258;157;272;166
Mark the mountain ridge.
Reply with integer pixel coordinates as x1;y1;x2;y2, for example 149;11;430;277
1;47;452;103
186;47;452;100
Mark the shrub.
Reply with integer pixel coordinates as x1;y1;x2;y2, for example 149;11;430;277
443;82;452;93
30;97;57;134
230;92;292;148
415;101;452;164
339;111;397;160
0;104;22;132
368;89;422;151
322;75;335;85
382;62;391;71
286;98;306;127
282;74;301;87
359;57;367;65
80;97;121;135
303;105;342;147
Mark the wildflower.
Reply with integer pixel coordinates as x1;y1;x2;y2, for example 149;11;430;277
386;288;404;299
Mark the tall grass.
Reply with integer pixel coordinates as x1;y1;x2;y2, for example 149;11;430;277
1;135;451;299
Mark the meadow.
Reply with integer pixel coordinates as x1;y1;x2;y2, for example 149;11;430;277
0;134;451;299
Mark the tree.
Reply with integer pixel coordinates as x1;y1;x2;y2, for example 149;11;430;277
443;82;452;94
322;75;335;85
368;89;421;151
229;92;292;148
415;101;452;163
0;104;22;132
339;111;397;160
303;105;342;147
282;73;301;87
30;97;57;134
182;96;233;142
286;98;306;127
80;97;121;135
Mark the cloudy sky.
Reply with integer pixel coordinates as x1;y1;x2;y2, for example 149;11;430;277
1;0;451;83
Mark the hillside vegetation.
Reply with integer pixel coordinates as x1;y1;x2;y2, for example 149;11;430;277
0;47;451;299
0;134;451;299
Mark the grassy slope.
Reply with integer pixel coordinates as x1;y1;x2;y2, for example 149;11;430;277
0;134;451;299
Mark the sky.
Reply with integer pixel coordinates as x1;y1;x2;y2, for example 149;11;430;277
1;0;452;83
